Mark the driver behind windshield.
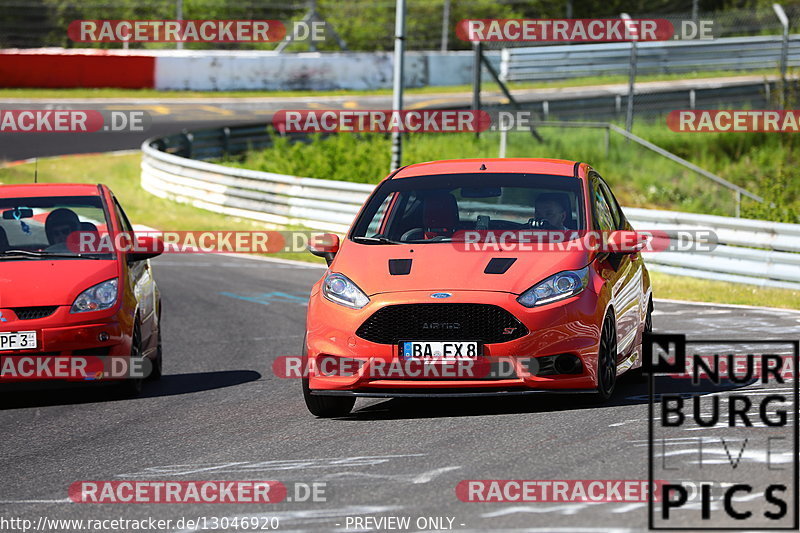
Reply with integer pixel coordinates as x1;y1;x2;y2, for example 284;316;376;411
45;208;81;250
534;193;569;231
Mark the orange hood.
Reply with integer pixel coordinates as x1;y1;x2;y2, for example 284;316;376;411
331;240;590;296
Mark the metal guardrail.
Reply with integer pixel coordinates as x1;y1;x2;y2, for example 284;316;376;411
484;79;781;122
500;35;800;82
140;123;800;290
141;127;372;233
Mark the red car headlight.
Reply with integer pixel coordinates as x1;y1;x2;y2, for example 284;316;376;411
71;278;118;313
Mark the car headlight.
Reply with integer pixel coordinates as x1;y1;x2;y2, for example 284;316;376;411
71;278;118;313
322;272;369;309
517;267;589;308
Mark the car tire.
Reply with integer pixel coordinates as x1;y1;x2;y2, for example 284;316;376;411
300;334;355;417
118;320;144;397
628;298;653;383
594;312;618;402
148;321;163;381
302;377;356;418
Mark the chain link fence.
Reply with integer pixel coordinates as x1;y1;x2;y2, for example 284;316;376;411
486;5;799;124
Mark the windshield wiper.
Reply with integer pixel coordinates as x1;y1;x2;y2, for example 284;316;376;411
351;236;401;245
0;249;103;260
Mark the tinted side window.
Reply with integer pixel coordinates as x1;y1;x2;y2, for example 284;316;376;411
113;198;134;233
591;179;615;232
597;177;624;230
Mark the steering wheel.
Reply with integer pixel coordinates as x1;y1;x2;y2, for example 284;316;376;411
401;228;425;241
528;218;559;230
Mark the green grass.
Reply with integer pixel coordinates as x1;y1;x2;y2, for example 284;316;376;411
650;271;800;310
0;69;776;100
2;151;798;309
222;122;800;222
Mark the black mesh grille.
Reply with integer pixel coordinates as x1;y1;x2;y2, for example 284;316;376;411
12;306;58;320
356;303;528;344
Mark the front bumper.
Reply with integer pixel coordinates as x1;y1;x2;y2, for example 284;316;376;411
0;306;130;382
306;288;604;393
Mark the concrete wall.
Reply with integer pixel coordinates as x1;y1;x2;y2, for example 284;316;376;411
0;48;501;91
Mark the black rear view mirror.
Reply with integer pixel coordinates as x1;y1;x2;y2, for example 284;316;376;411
2;207;33;220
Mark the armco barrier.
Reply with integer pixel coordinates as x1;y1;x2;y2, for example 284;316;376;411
141;125;800;290
500;35;800;82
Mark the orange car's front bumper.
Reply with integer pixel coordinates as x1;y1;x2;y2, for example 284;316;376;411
306;288;605;393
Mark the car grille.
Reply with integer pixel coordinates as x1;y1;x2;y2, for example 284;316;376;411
12;306;58;320
356;303;528;344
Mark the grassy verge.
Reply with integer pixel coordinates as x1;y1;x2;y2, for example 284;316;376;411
0;69;775;100
650;271;800;310
2;152;797;309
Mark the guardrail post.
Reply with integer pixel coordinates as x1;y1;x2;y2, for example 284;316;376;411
176;0;183;51
621;13;638;136
472;41;482;139
499;127;507;158
181;130;193;159
773;3;790;107
222;127;231;158
390;0;407;170
735;190;741;218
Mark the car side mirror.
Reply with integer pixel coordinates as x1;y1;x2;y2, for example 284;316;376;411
308;233;339;265
604;230;648;254
127;235;164;262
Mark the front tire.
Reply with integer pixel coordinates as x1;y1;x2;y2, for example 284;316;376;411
594;313;618;402
117;320;144;397
148;323;163;381
300;333;355;417
629;298;653;383
302;377;355;417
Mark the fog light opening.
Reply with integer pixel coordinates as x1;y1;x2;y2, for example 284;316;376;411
553;354;582;375
97;332;110;342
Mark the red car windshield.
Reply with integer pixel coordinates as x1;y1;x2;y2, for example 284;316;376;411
0;195;114;260
351;173;585;243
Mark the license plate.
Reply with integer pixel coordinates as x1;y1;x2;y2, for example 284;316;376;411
400;341;479;361
0;331;37;351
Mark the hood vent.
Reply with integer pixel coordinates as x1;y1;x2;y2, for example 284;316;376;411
388;258;413;275
484;257;516;274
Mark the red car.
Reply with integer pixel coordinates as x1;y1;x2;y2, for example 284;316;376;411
0;183;162;394
304;158;652;417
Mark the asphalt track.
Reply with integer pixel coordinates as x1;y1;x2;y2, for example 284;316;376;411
1;252;797;532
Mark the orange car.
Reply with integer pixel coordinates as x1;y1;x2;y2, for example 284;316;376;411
303;158;652;417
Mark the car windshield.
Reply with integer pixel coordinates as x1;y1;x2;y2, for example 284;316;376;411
0;195;114;260
350;173;585;243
